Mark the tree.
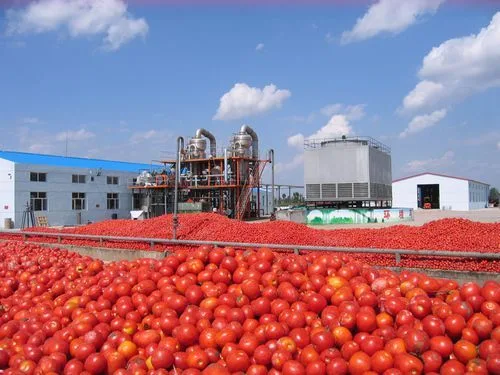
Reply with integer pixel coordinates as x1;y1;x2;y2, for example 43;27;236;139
490;187;499;205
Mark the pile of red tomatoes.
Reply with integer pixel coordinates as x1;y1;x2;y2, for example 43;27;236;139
0;240;499;374
10;215;499;272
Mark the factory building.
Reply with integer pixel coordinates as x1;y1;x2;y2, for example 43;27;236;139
130;126;271;220
392;172;490;211
304;136;392;208
0;151;152;228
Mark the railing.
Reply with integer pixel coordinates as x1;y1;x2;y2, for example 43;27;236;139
235;161;268;220
304;136;391;154
0;230;499;266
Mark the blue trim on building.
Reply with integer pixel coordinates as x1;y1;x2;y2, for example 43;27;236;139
0;151;155;173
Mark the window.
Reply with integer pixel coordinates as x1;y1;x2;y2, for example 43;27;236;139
107;176;119;185
30;172;46;182
133;193;141;209
30;192;47;211
72;193;86;210
107;193;119;210
72;174;86;184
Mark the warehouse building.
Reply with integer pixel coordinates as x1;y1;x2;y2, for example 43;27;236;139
0;151;153;228
392;172;489;211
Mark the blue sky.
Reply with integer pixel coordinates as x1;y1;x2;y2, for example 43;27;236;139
1;1;499;187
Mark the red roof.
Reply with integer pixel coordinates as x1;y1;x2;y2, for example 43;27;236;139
392;172;489;186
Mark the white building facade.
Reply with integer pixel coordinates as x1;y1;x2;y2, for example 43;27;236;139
0;151;152;228
392;172;489;211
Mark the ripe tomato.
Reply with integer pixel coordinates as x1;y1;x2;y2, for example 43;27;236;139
84;353;106;374
282;360;306;375
348;351;371;375
371;350;393;373
226;350;250;372
394;353;423;374
454;339;478;364
440;359;465;374
421;350;442;373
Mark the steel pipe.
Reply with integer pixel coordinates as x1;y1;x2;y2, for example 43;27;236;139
269;149;275;221
224;148;228;183
240;125;259;159
173;137;184;240
195;128;216;157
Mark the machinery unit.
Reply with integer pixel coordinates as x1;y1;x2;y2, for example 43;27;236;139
304;136;392;208
130;125;270;220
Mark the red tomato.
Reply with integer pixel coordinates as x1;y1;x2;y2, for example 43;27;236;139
84;353;106;374
225;350;250;372
371;350;393;373
348;352;371;375
440;359;465;374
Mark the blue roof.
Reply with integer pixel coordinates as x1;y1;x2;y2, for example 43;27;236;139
0;151;156;173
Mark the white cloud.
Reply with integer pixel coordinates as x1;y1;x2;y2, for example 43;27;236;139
130;129;171;144
6;0;149;51
341;0;444;44
213;83;291;121
282;104;360;172
325;32;335;44
287;114;354;152
320;103;365;121
275;154;304;174
16;126;55;154
402;12;500;112
288;113;316;124
255;43;264;51
461;131;500;147
20;117;40;125
310;115;353;140
287;133;305;151
56;128;95;142
404;150;455;172
399;108;447;138
403;81;445;111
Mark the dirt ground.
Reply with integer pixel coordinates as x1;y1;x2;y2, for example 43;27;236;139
313;208;500;230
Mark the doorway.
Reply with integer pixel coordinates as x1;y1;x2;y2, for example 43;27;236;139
417;184;440;209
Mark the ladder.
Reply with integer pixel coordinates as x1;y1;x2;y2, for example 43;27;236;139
235;161;268;220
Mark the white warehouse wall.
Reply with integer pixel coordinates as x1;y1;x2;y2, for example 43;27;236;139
0;159;15;229
13;163;139;227
392;174;469;211
468;181;489;210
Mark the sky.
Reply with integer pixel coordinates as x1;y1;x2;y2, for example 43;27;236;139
0;0;499;188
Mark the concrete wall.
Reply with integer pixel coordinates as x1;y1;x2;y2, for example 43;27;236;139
0;159;15;229
393;175;469;211
307;208;413;225
468;181;489;210
13;163;139;227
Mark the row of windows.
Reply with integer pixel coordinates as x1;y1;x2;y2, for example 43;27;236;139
470;191;488;203
30;172;119;184
30;192;120;211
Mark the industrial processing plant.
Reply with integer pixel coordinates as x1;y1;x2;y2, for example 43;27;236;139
130;125;272;220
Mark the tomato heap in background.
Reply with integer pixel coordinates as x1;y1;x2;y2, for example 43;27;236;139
0;241;498;374
13;215;500;273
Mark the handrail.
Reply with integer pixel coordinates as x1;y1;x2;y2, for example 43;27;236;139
0;230;499;266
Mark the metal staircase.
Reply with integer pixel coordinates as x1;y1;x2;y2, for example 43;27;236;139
235;161;268;220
